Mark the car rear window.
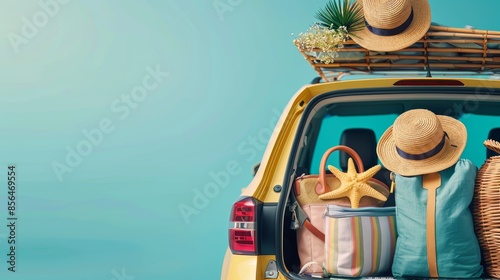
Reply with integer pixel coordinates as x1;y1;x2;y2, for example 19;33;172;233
310;114;397;173
308;103;500;174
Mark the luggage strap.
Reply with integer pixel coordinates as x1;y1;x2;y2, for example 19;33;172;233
289;200;325;242
422;172;441;278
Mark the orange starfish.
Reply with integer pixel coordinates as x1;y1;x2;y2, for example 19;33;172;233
319;158;387;208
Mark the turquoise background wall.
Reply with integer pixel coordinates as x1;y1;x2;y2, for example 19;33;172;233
0;1;499;279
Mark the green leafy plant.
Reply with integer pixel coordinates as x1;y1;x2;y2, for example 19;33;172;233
315;0;364;33
293;0;365;64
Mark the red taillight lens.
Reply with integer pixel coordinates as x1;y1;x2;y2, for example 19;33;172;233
229;229;256;253
229;197;258;255
231;198;255;222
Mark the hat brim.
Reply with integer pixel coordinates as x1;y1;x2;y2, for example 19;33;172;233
351;0;431;52
376;115;467;176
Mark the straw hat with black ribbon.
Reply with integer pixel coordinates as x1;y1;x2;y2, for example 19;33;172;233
376;109;467;176
351;0;432;52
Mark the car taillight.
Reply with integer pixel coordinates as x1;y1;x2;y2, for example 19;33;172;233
393;79;464;86
229;197;259;255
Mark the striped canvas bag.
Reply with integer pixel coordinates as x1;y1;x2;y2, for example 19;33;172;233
323;205;397;277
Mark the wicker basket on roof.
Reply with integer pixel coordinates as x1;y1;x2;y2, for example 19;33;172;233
295;25;500;82
472;139;500;278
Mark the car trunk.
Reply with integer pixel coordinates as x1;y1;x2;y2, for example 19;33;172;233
276;85;500;279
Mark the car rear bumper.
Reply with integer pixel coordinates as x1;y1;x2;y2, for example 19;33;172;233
221;248;286;280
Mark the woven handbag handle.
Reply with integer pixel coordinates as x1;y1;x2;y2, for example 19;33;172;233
316;145;364;195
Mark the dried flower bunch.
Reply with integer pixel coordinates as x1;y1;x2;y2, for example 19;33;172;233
294;25;349;64
294;0;364;64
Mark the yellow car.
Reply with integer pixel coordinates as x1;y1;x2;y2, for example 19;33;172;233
220;72;500;279
221;71;500;280
221;26;500;278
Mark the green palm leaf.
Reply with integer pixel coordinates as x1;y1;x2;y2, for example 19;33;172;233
315;0;364;33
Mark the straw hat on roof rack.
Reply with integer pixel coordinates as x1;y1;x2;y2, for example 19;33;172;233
352;0;431;52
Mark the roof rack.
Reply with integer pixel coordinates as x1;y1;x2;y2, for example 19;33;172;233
295;25;500;82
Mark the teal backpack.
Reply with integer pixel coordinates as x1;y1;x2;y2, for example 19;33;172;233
392;158;483;278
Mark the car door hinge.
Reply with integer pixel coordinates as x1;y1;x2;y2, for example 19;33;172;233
265;259;278;279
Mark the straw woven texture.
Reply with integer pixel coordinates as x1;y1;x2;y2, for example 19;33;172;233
376;109;466;176
352;0;431;52
473;139;500;278
295;25;500;82
295;175;388;207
